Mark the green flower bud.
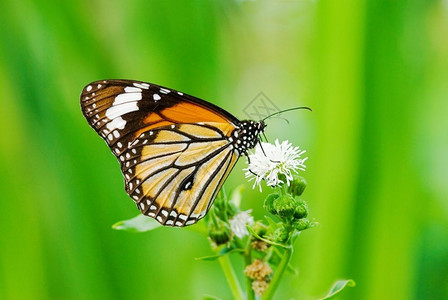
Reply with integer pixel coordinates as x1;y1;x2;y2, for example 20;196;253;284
273;226;289;243
264;193;280;215
288;175;307;196
277;174;288;186
294;218;310;231
209;221;230;245
273;194;297;218
293;202;308;219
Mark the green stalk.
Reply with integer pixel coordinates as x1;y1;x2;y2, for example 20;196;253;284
244;240;255;300
233;238;255;300
262;246;293;300
218;255;244;300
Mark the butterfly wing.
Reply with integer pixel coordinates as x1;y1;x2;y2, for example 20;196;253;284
80;80;241;226
124;123;239;226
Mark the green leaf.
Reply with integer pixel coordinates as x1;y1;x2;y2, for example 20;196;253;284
112;214;161;232
112;214;209;235
195;247;243;261
320;279;356;299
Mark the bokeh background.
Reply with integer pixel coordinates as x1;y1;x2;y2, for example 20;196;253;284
1;0;447;299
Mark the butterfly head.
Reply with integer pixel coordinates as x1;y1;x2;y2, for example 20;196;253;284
231;120;266;155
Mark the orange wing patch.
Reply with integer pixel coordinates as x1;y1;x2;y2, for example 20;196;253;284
133;102;236;140
143;113;164;124
162;102;230;124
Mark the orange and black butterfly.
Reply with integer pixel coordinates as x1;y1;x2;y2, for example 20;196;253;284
81;79;265;227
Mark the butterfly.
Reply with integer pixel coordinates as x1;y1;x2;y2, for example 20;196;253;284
80;79;265;227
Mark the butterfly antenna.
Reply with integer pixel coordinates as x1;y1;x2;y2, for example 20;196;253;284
262;106;312;121
262;132;269;143
258;139;268;157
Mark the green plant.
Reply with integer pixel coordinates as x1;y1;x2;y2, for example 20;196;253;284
113;139;354;299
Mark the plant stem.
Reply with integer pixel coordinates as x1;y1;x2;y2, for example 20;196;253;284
262;246;293;300
234;238;255;300
218;255;244;300
244;240;255;300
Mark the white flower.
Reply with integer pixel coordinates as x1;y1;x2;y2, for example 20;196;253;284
229;210;254;239
244;139;307;191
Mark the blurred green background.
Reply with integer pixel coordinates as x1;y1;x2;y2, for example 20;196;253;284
1;0;447;299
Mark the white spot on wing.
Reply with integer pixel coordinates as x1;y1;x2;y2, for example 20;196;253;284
106;102;139;119
114;92;142;104
107;117;126;130
86;85;92;92
153;94;161;101
133;82;150;89
124;87;142;93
